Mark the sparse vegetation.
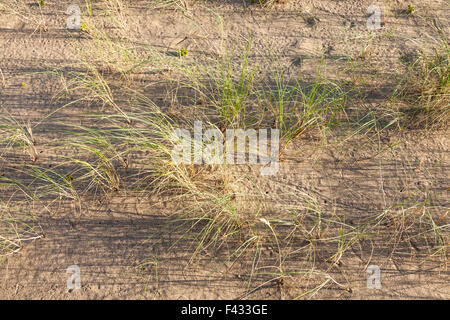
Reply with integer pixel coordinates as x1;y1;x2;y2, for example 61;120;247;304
0;0;448;300
395;38;449;128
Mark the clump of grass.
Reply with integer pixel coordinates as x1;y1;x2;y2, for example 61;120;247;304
0;112;38;162
75;18;147;77
64;127;123;193
179;40;349;151
213;44;256;129
395;39;449;129
62;65;132;123
178;40;257;129
259;61;348;149
0;181;42;259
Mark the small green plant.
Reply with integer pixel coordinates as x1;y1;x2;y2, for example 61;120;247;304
38;0;44;7
407;4;415;14
177;47;188;57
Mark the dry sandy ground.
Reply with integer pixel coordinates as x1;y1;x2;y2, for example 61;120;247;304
0;0;449;299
